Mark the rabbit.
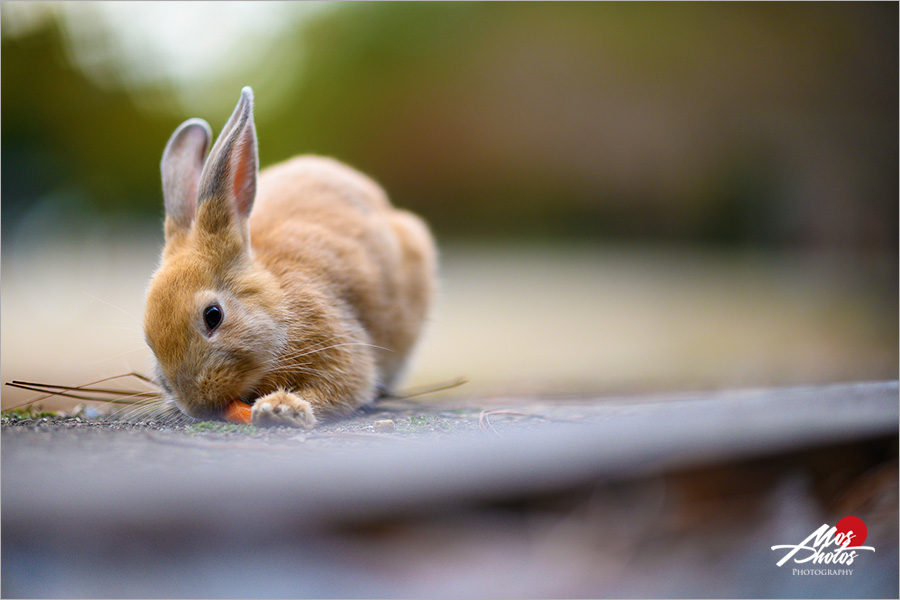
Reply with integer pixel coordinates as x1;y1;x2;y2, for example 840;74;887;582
143;87;436;428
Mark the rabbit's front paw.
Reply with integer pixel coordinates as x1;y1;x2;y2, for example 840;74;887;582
251;390;318;429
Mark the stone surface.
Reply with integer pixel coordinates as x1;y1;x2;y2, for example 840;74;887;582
2;381;897;598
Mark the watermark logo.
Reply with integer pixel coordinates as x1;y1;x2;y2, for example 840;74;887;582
771;515;875;574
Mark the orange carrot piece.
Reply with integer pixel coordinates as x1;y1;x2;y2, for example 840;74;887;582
224;401;252;424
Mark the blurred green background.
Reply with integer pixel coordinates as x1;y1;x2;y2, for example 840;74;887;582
4;1;898;247
2;1;897;403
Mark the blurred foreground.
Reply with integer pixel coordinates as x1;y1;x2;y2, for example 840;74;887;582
3;382;897;598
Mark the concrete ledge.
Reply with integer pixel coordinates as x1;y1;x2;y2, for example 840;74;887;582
2;381;897;598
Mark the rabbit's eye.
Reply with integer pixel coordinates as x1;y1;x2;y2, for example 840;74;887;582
203;304;223;332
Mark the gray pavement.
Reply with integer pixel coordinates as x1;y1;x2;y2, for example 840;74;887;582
2;381;898;598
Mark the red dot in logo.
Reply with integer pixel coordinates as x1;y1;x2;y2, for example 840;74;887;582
835;515;867;546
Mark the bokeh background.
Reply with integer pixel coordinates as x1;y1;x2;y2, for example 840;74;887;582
2;1;897;407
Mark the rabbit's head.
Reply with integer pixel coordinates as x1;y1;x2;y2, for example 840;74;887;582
144;88;287;419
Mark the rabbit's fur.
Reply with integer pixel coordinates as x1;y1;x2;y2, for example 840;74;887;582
144;88;436;427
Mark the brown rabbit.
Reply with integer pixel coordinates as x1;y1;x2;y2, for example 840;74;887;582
143;87;436;428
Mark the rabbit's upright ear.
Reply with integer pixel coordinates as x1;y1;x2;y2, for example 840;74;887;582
161;118;212;234
196;87;258;236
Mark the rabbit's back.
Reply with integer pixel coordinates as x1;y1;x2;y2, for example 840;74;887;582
250;155;436;387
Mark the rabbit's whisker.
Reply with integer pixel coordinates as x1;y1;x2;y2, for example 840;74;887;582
277;341;392;362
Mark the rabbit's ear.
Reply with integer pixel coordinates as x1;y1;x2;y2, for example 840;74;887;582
161;118;212;232
196;87;258;234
